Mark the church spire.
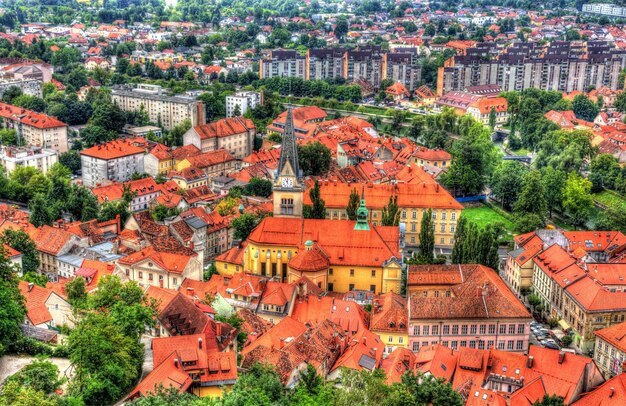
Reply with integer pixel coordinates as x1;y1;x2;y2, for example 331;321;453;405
277;104;301;180
354;186;370;231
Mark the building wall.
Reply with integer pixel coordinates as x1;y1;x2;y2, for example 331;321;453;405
373;330;409;355
408;318;531;353
80;153;145;187
111;92;201;130
594;336;626;379
0;149;58;175
117;257;203;290
46;293;75;329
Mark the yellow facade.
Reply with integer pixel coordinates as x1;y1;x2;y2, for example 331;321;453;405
374;331;409;351
158;158;174;175
214;260;241;277
327;207;461;249
243;242;402;294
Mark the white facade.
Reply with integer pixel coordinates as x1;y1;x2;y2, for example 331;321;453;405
583;3;626;18
0;146;58;175
226;91;261;118
80;152;145;188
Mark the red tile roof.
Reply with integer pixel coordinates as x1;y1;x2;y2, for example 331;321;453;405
128;351;193;399
192;117;255;140
595;321;626;354
81;138;145;160
0;102;67;129
117;246;195;274
33;225;75;256
573;373;626;405
370;291;407;333
18;281;53;325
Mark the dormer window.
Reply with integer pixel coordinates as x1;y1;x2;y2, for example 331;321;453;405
389;322;395;328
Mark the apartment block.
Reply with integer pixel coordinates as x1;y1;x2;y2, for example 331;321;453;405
259;49;306;79
438;41;626;95
306;48;346;80
80;138;145;187
345;46;384;90
383;48;422;91
0;145;58;176
111;84;205;130
183;116;256;159
225;91;261;118
582;3;626;18
0;102;68;153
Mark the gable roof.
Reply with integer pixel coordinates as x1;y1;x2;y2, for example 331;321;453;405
191;117;255;140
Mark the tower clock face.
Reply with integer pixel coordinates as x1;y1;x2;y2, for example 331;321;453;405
281;177;293;188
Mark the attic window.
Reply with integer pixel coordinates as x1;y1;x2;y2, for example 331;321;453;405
389;322;395;328
148;262;153;267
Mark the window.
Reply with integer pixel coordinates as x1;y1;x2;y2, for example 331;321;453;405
432;325;439;335
460;340;467;347
139;271;143;278
452;325;459;335
413;326;420;335
328;283;333;291
370;284;376;292
423;291;428;297
509;324;515;334
443;325;450;335
451;341;458;349
423;326;430;335
329;268;333;275
450;225;455;233
350;269;354;277
149;273;154;281
371;270;376;277
434;291;439;297
441;212;447;220
517;324;525;334
507;340;514;350
413;342;419;351
173;278;177;285
398;337;404;344
479;325;486;334
401;211;406;219
461;325;468;335
440;224;446;232
470;325;477;334
412;211;417;219
498;341;505;350
469;340;476;348
349;284;354;291
488;340;495;349
451;212;456;220
489;324;496;334
516;340;523;350
499;324;506;334
432;212;437;220
388;336;393;343
445;291;451;297
478;341;485;349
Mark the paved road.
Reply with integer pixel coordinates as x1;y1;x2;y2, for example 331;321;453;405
0;355;72;387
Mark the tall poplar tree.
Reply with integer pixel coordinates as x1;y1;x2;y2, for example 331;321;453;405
418;208;435;263
346;188;360;220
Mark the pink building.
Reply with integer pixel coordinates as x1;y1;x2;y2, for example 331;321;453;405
407;264;532;353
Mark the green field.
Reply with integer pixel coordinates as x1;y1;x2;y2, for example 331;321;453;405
462;204;515;233
592;190;626;207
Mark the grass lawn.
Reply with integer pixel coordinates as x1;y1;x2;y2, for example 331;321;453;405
511;148;530;156
592;190;626;207
462;204;515;233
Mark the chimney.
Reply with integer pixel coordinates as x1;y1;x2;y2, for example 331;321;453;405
198;337;203;349
187;287;194;296
363;336;367;346
279;337;285;349
526;355;534;368
622;361;626;374
174;358;179;368
610;387;615;398
216;321;222;337
558;351;565;364
28;282;34;292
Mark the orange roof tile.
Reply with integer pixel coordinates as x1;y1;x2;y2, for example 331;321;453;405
117;246;195;274
129;351;192;399
573;373;626;405
81;138;145;160
18;281;53;325
192;117;255;140
33;225;75;256
0;102;67;129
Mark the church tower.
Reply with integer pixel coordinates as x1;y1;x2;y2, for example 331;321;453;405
273;105;304;217
354;187;370;231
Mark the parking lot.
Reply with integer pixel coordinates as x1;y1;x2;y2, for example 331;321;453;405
530;319;576;353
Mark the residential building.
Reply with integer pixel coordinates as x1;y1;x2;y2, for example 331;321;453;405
111;84;205;130
0;145;58;175
383;49;422;91
0;102;68;152
91;177;161;212
18;281;74;329
407;264;532;353
175;149;236;181
438;41;626;95
168;167;209;190
225;91;261;118
345;46;384;90
116;245;203;290
259;49;306;79
33;225;83;280
572;372;626;405
306;48;346;80
466;97;509;126
183;117;256;159
80;138;146;187
582;3;626;18
371;291;409;355
594;321;626;379
0;77;42;98
267;106;327;138
304;182;462;250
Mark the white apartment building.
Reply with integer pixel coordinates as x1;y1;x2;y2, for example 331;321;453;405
0;102;68;153
225;91;261;118
111;84;205;130
0;145;58;175
80;139;145;187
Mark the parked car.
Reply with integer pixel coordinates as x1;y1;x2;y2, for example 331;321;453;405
544;342;560;350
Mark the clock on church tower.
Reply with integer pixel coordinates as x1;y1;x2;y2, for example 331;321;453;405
273;105;303;218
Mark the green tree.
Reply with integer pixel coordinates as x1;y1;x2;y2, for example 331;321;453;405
451;216;468;264
29;194;55;227
232;212;269;241
298;141;332;176
541;167;566;218
303;180;325;219
166;119;191;147
346;187;360;221
490;161;527;211
388;372;463;406
532;394;565;406
515;170;547;221
562;172;594;226
1;229;40;274
335;368;389;406
5;360;63;394
99;200;131;224
0;249;26;355
381;195;400;226
222;363;285;405
243;177;273;198
418;208;435;264
595;203;626;233
590;154;621;190
488;106;496;129
66;184;100;221
66;276;87;308
572;94;599;122
0;381;56;406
